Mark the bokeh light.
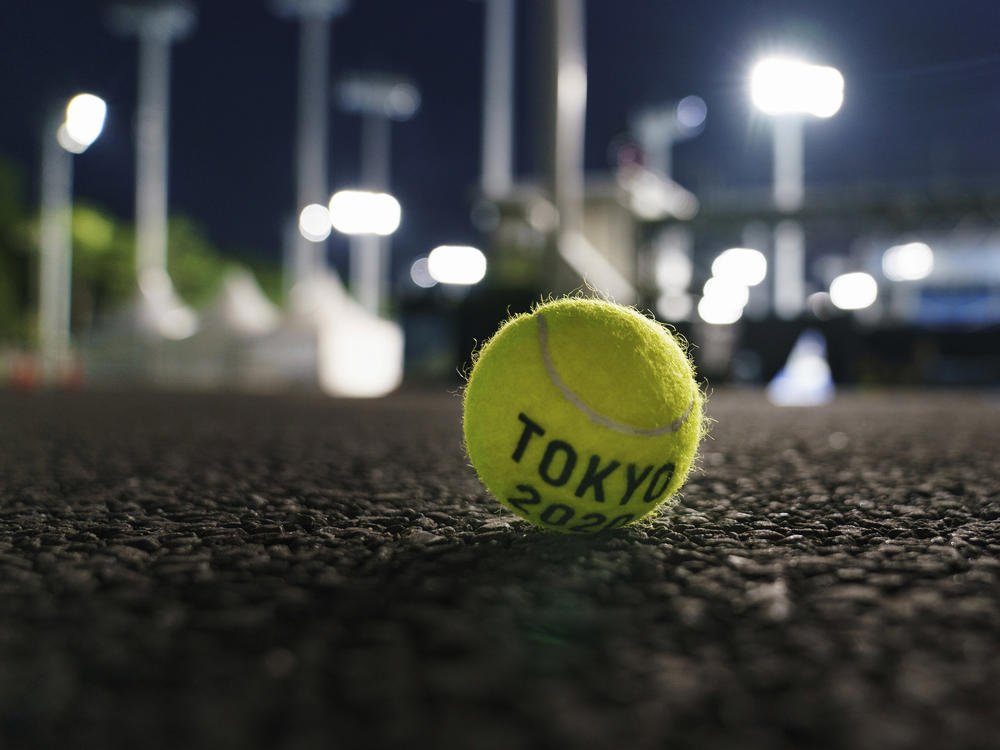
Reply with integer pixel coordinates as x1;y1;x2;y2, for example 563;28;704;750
882;242;934;282
676;95;707;130
703;277;750;308
298;203;332;242
656;292;692;322
63;93;107;151
409;256;437;288
697;294;744;325
328;190;401;236
711;247;768;287
655;248;693;291
56;124;88;154
427;245;487;285
750;57;844;118
829;272;878;310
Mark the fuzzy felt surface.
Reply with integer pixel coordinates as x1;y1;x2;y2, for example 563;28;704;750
463;298;705;533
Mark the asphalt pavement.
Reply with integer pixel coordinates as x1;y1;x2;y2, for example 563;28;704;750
1;387;998;750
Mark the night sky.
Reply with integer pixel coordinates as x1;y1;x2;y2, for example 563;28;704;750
3;0;999;280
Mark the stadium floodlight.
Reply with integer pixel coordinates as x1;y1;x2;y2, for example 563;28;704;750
711;247;768;287
298;203;332;242
882;241;934;282
751;55;844;319
427;245;487;285
750;55;845;212
751;57;844;118
60;94;107;152
328;190;401;236
829;272;878;310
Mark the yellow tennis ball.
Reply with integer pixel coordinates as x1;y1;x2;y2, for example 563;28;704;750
463;297;705;534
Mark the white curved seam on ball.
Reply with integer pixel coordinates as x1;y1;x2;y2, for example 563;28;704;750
536;313;693;437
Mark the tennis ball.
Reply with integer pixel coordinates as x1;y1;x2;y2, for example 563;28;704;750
463;297;705;534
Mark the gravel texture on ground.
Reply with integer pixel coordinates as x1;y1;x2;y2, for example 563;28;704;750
1;387;999;750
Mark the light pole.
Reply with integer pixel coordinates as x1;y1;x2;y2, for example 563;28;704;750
108;0;195;286
536;0;635;302
38;94;106;383
335;73;420;315
478;0;516;200
750;56;843;319
272;0;350;291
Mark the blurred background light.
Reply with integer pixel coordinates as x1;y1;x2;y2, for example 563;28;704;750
409;256;437;288
654;248;693;291
623;169;699;220
328;190;401;236
317;302;405;397
882;241;934;282
656;292;692;322
137;268;199;340
807;291;836;319
63;93;107;151
385;83;421;120
526;197;559;232
298;203;332;242
750;57;844;118
766;329;835;406
703;277;750;308
10;2;1000;397
675;94;707;131
204;268;280;337
427;245;487;285
158;307;200;340
711;247;767;287
829;272;878;310
698;293;744;325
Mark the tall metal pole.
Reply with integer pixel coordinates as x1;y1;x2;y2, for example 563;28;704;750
536;0;633;301
273;0;350;290
772;114;805;319
772;115;804;212
108;2;196;285
354;113;391;314
481;0;515;199
38;119;74;382
539;0;587;289
773;220;805;320
135;33;170;279
551;0;586;250
295;15;331;284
